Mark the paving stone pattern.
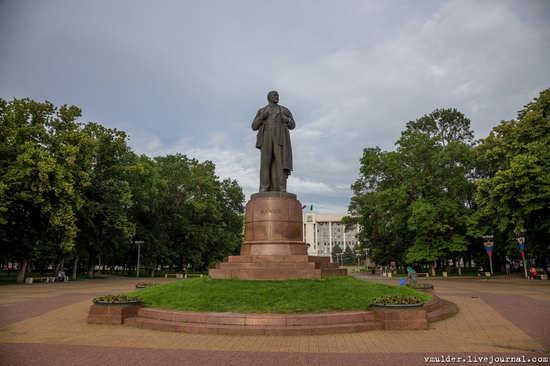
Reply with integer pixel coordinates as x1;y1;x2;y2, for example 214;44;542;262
0;274;549;365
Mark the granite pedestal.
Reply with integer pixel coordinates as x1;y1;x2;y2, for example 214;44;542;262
209;192;346;280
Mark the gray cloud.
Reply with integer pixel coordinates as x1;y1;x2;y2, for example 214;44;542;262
1;0;549;212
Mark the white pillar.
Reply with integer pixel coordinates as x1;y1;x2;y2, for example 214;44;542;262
329;221;333;262
343;224;346;250
314;223;318;251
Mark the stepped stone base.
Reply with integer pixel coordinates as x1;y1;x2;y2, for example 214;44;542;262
125;308;383;335
115;295;457;335
426;298;459;322
209;192;346;280
209;255;346;280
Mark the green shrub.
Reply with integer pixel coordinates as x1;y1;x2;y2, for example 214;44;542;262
371;295;422;305
406;282;433;289
93;294;143;303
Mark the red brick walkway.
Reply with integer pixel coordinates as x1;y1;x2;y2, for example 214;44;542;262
0;293;91;328
479;294;550;350
1;343;545;366
1;275;549;365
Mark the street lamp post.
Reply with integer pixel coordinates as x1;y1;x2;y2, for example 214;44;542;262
482;235;494;275
336;253;344;266
135;241;145;278
517;233;528;279
364;248;370;273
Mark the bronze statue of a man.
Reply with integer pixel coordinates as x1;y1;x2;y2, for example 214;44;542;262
252;91;295;192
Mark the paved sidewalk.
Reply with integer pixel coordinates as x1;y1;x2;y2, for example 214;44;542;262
1;275;548;365
360;274;550;350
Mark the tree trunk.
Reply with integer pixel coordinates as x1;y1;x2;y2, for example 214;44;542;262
541;251;548;274
16;259;28;284
465;256;471;268
71;256;79;281
430;261;436;277
457;257;462;276
87;259;94;278
53;257;64;277
150;267;155;278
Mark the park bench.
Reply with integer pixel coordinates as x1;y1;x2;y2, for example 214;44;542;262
533;274;548;280
164;273;184;279
416;272;430;277
25;277;49;284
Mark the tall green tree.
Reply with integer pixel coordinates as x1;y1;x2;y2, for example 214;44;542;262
202;178;244;266
474;89;550;273
124;153;169;276
0;99;91;282
331;244;343;263
342;245;356;265
155;154;244;273
0;97;246;280
345;148;411;266
75;123;135;278
347;108;475;272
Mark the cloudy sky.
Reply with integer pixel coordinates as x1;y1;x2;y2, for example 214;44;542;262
1;0;549;213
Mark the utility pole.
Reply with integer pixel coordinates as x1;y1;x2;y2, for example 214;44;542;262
364;248;369;272
482;235;494;275
517;232;528;279
135;241;145;277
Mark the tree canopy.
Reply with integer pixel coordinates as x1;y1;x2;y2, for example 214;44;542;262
347;108;475;271
347;91;549;274
473;89;550;271
0;98;244;282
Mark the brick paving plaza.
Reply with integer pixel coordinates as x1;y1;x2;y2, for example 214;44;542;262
0;274;548;365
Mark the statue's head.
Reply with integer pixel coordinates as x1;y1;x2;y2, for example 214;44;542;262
267;90;279;104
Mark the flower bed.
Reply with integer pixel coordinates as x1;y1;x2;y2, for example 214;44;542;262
371;295;427;330
371;295;423;307
406;282;434;289
88;294;143;325
93;294;143;305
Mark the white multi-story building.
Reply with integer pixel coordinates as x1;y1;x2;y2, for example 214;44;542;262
303;212;360;258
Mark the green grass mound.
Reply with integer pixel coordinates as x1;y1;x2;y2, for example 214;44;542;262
129;276;431;313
